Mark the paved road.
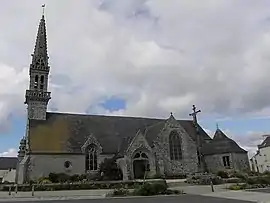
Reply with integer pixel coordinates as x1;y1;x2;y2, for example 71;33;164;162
2;195;252;203
248;187;270;193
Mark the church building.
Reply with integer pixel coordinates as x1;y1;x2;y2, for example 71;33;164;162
16;13;250;184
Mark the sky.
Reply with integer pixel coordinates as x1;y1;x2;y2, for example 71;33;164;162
1;0;270;158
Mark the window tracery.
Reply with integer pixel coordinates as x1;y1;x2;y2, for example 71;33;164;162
85;144;98;171
169;131;182;160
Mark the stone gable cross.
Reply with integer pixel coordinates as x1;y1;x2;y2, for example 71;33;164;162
189;104;201;125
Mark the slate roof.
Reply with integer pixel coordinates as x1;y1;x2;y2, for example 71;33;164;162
0;157;18;170
258;136;270;149
29;112;211;154
201;129;247;155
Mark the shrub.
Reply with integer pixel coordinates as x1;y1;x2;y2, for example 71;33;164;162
165;174;187;179
186;174;224;185
99;158;123;181
37;178;52;184
133;181;168;196
165;189;184;195
263;171;270;176
233;172;247;180
229;184;247;190
0;180;149;192
217;171;229;179
223;178;243;184
112;187;130;196
246;176;270;185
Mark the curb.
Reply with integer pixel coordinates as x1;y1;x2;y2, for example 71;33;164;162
0;194;187;202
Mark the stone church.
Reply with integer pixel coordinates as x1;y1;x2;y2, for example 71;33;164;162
16;13;250;184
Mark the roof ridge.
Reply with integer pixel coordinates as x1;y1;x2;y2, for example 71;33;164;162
47;111;194;121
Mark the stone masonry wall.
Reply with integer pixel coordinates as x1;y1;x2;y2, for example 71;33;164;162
231;153;250;172
153;118;198;176
28;153;114;181
126;132;156;179
28;154;85;180
205;152;250;173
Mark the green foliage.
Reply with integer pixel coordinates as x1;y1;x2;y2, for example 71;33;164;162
133;181;168;196
112;187;130;196
246;176;270;185
187;174;223;185
0;180;146;192
37;177;52;184
229;184;247;190
263;171;270;176
47;173;87;183
233;172;248;180
228;176;270;191
165;174;187;179
165;189;184;195
223;178;243;184
217;171;229;179
99;158;123;181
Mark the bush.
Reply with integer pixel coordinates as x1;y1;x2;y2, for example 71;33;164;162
233;172;248;180
133;181;168;196
187;174;223;185
165;189;184;195
0;180;148;192
165;174;187;179
99;158;123;181
229;184;247;190
246;176;270;185
37;178;52;184
217;171;229;179
223;178;243;184
112;187;130;196
263;171;270;176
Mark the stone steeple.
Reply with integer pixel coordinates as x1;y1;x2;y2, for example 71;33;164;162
24;11;51;120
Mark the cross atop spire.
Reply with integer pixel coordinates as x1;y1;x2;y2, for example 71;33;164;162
216;122;219;130
42;4;45;16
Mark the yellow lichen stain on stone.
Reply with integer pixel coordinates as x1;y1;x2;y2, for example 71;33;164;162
29;118;70;152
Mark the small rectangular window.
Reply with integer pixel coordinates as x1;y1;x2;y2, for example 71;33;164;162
222;156;230;167
40;84;44;90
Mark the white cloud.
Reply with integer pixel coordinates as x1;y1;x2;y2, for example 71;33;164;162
1;0;270;152
0;148;17;157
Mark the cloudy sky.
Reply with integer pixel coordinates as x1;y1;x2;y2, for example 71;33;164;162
1;0;270;157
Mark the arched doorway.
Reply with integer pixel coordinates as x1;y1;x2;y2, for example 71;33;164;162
133;151;150;179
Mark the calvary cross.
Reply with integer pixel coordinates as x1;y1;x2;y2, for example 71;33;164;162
189;104;201;124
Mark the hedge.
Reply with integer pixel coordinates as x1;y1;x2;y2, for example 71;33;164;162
0;180;166;192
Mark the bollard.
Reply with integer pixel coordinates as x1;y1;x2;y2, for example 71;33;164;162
15;184;18;194
8;186;11;196
31;185;35;196
210;180;214;192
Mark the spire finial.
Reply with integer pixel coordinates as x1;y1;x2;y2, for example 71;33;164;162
42;4;45;16
216;122;220;130
170;112;173;116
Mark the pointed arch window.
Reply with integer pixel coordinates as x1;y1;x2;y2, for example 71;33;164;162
40;75;44;90
85;144;98;172
169;131;182;161
34;75;39;89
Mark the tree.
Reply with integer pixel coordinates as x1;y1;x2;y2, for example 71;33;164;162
99;157;123;181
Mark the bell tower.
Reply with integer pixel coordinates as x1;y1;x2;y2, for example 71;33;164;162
24;10;51;120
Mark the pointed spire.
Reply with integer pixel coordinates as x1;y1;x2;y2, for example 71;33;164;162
216;122;219;130
30;5;49;73
213;127;229;140
169;112;175;120
33;6;48;58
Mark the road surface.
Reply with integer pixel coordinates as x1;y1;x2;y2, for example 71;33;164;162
249;187;270;193
3;195;253;203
